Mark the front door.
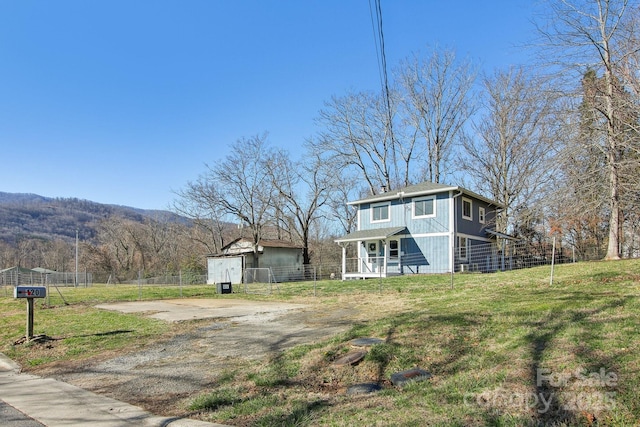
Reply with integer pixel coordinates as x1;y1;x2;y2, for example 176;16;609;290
367;241;379;272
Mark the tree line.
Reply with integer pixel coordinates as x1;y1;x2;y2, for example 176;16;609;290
178;0;640;263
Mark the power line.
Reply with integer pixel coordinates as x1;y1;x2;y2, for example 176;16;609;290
369;0;397;186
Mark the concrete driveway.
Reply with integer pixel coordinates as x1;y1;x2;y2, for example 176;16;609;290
95;298;308;322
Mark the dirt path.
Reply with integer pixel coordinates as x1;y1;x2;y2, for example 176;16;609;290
34;299;358;416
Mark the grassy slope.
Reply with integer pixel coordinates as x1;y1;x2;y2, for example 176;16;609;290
1;259;639;426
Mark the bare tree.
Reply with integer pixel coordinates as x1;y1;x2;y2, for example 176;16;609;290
536;0;636;259
315;90;403;194
266;148;337;265
614;7;640;257
176;134;277;268
396;47;477;183
462;67;559;234
91;216;139;281
552;74;610;256
173;178;229;255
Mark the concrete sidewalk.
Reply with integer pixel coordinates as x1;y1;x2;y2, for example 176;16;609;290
0;354;229;427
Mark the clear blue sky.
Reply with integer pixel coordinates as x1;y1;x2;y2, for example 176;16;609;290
1;0;537;210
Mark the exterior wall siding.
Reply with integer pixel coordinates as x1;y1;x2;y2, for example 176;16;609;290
259;248;302;269
456;197;496;238
400;235;450;273
359;193;451;234
350;188;500;276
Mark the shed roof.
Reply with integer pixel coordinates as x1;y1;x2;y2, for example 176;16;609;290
33;267;57;274
0;266;39;275
206;238;304;257
221;238;304;250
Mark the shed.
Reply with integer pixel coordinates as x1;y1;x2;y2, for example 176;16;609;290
207;238;304;284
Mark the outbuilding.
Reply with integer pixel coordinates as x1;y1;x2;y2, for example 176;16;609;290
207;238;304;285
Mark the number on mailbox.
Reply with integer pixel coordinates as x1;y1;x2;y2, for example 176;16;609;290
14;286;47;299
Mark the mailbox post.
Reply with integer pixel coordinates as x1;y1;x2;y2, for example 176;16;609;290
14;286;47;341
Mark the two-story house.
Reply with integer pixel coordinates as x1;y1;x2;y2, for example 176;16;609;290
334;181;504;279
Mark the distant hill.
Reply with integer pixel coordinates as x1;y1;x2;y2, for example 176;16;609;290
0;192;187;244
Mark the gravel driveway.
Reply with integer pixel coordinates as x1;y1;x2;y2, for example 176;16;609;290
35;299;357;416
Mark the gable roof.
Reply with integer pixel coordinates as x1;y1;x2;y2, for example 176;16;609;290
221;237;303;252
33;267;57;274
0;266;38;274
335;226;406;243
348;181;503;208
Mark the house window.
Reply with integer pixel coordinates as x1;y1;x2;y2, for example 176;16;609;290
371;202;390;223
413;196;435;218
479;207;486;224
389;240;399;259
462;197;473;221
458;236;468;260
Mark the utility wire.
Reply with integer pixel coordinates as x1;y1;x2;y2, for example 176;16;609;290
369;0;397;188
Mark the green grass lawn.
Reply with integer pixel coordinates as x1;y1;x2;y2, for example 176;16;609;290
1;259;639;426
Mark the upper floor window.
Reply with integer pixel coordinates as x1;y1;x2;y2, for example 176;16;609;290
479;207;486;224
462;197;473;221
371;202;390;223
413;196;436;218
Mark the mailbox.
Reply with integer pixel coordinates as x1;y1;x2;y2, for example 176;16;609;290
14;286;47;299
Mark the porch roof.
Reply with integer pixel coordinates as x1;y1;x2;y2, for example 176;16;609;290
486;229;520;241
334;226;406;243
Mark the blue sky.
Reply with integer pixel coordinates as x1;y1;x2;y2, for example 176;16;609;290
1;0;536;210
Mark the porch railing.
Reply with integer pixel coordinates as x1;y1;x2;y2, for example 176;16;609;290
344;256;402;276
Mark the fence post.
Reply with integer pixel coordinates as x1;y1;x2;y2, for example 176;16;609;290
550;237;556;286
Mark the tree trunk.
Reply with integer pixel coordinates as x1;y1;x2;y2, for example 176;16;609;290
605;153;621;259
604;62;621;260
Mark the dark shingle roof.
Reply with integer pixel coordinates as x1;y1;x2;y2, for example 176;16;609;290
334;226;406;243
348;181;502;207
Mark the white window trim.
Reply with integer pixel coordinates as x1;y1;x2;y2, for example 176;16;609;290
371;201;391;223
462;197;473;221
479;207;486;224
412;196;436;219
389;239;400;259
458;236;469;261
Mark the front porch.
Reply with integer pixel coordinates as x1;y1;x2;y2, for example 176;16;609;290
335;226;407;280
342;256;403;280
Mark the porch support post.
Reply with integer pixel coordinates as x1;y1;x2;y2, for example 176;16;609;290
383;240;387;274
449;191;456;274
341;244;347;281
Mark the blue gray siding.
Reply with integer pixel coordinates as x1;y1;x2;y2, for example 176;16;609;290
354;189;499;274
455;197;496;237
400;235;450;273
359;193;451;234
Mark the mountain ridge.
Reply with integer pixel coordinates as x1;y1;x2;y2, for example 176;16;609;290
0;191;185;244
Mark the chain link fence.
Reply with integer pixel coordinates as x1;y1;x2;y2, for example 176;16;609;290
120;272;207;286
0;240;621;299
458;239;604;273
0;270;92;287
